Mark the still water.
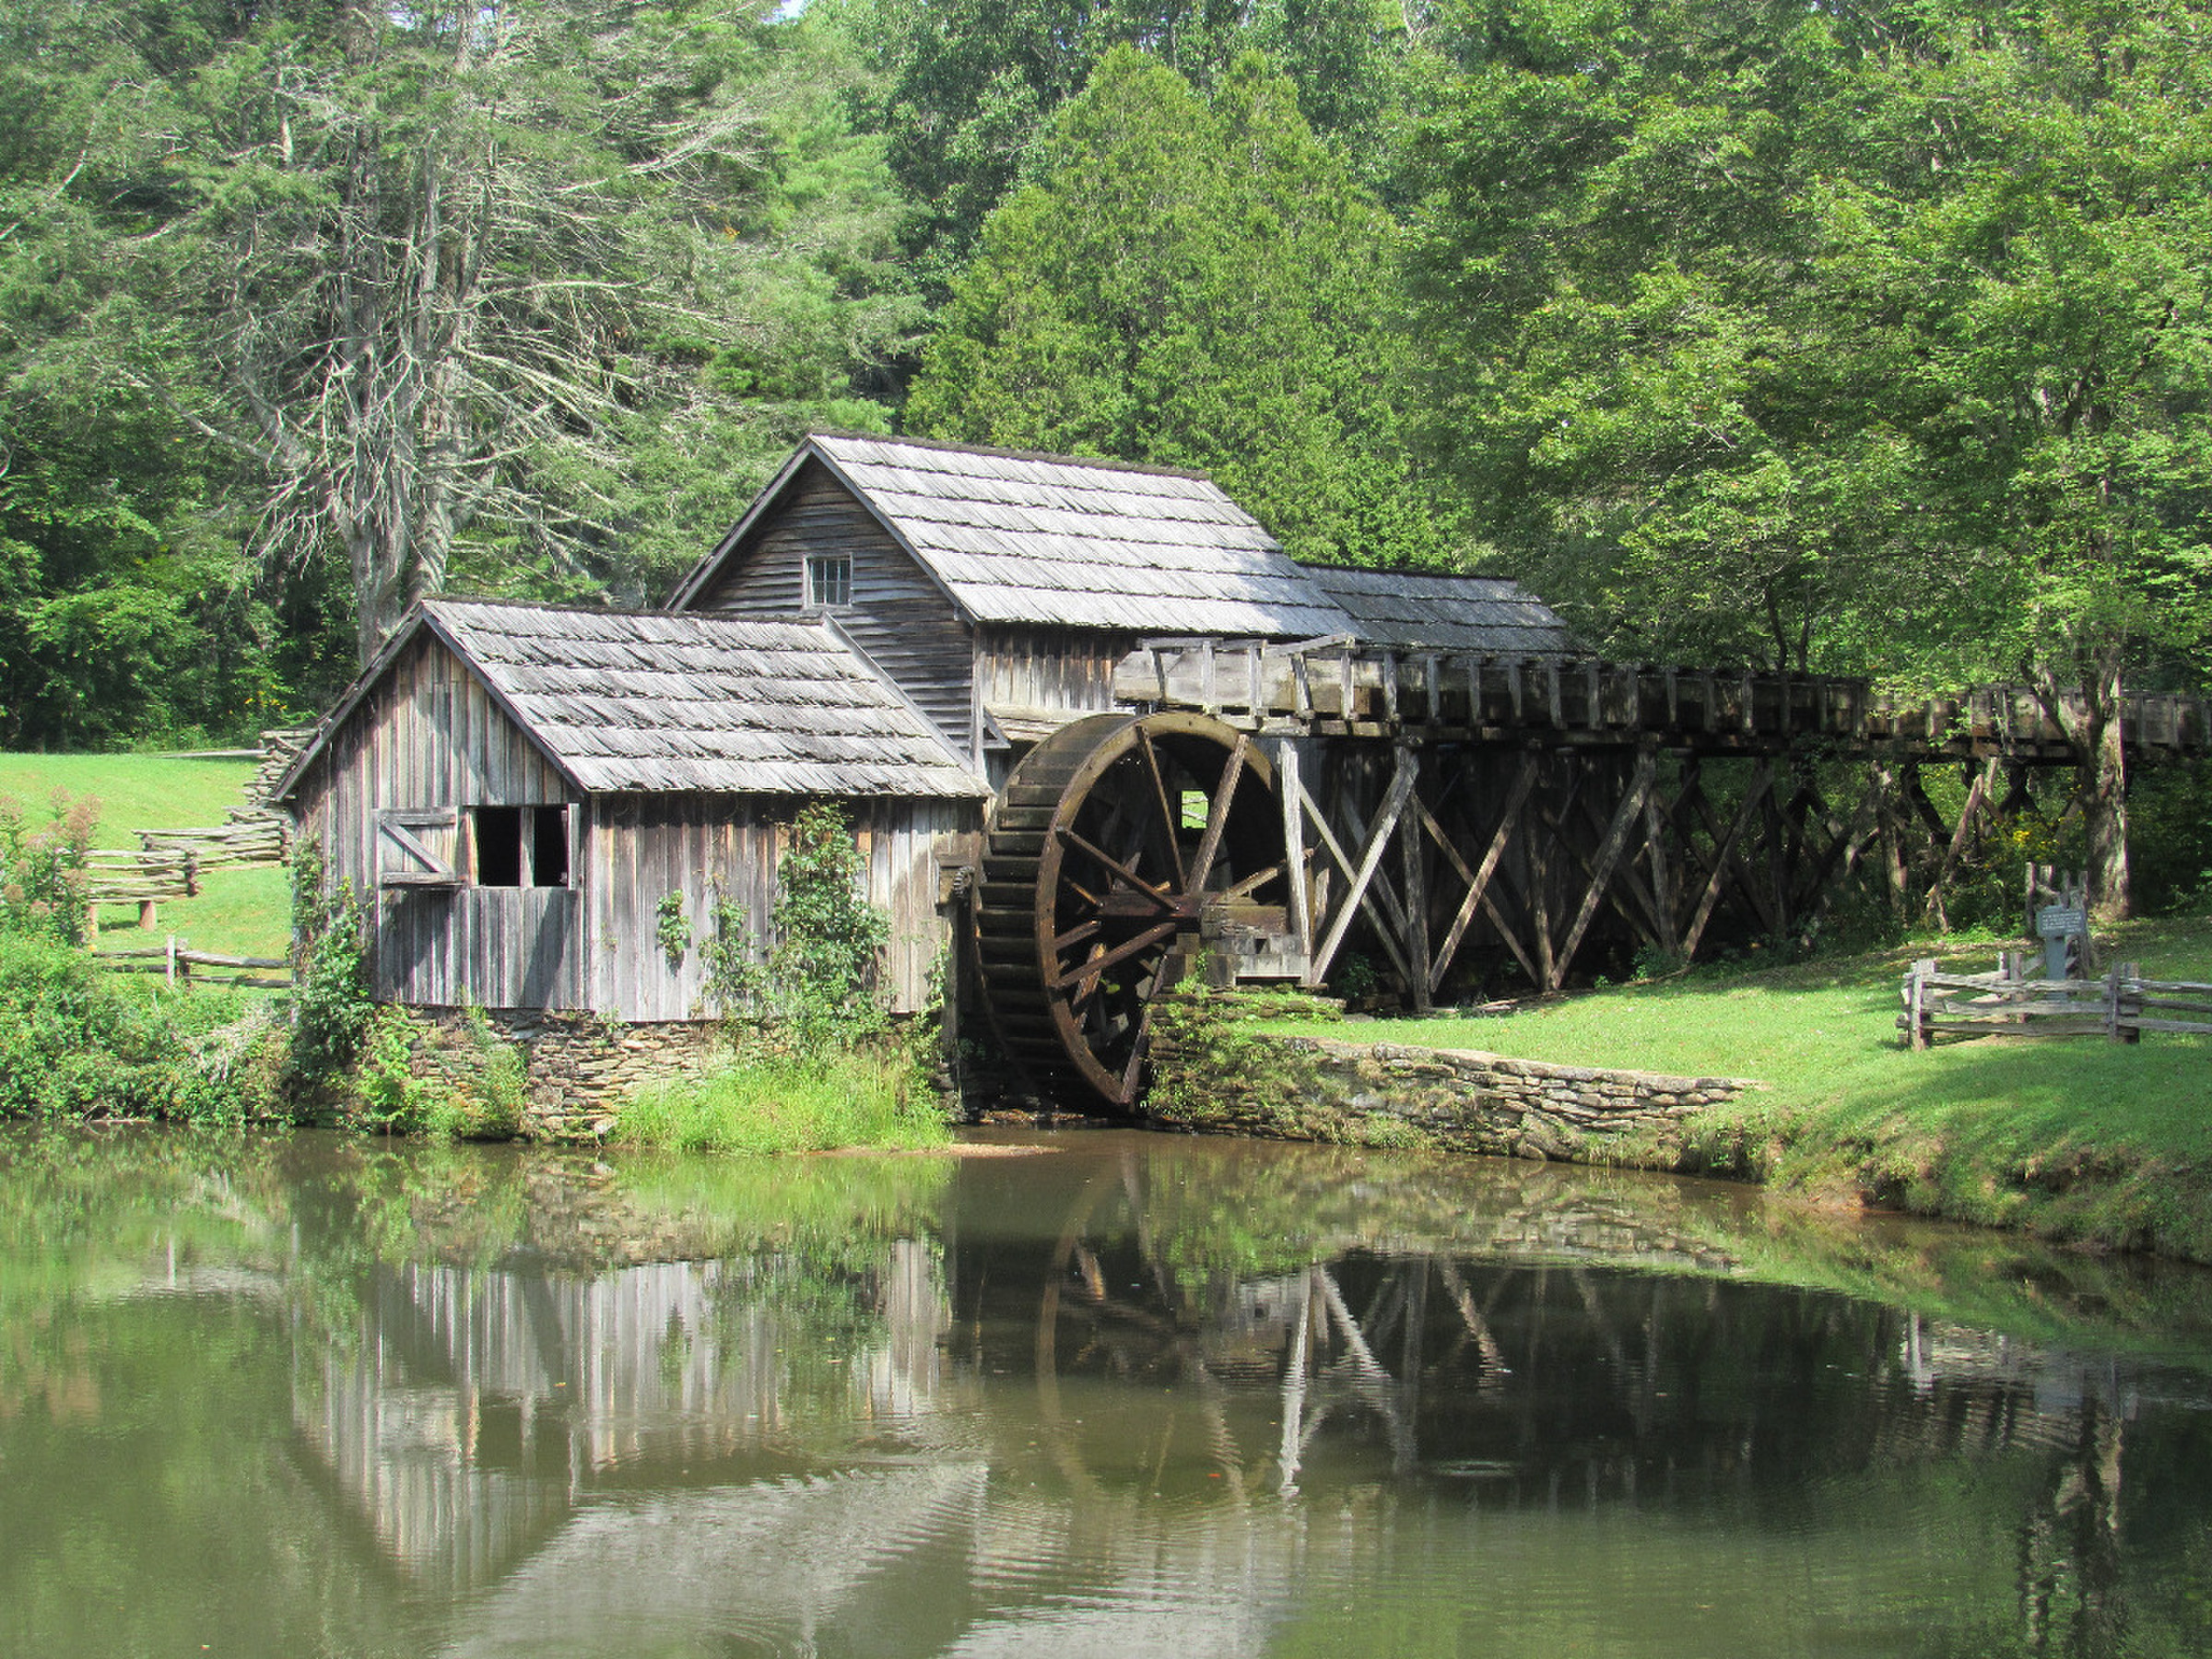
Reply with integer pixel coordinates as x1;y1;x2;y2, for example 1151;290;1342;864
5;1126;2212;1658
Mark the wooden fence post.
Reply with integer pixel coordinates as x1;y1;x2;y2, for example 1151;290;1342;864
1907;959;1934;1050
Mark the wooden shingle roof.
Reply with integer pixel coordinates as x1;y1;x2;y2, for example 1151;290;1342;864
278;601;988;802
1298;566;1575;655
676;434;1353;637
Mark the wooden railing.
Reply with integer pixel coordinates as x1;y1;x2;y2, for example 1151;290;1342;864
1116;639;2212;760
90;938;292;990
1900;957;2212;1047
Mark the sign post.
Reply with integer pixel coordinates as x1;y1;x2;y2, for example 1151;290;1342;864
2036;903;2089;982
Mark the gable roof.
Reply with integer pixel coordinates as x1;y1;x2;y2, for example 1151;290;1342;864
671;433;1354;638
276;600;989;803
1298;566;1576;655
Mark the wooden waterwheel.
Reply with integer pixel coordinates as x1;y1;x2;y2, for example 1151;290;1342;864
976;711;1292;1108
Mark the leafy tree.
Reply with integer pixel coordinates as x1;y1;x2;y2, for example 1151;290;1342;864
1406;0;2212;912
909;48;1447;566
0;0;292;746
59;0;920;664
835;0;1438;294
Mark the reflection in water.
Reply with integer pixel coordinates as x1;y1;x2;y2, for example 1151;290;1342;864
6;1126;2212;1657
298;1244;963;1597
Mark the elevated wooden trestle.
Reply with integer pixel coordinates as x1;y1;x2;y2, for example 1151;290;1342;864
1110;639;2210;1011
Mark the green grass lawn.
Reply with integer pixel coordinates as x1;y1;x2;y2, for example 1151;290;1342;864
1259;910;2212;1259
0;751;289;959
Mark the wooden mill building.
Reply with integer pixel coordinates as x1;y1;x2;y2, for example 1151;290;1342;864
273;432;1588;1083
665;434;1569;773
276;596;988;1018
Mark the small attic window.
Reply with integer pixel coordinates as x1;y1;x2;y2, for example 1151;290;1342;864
806;553;852;609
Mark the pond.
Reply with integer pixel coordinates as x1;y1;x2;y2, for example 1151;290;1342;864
4;1126;2212;1659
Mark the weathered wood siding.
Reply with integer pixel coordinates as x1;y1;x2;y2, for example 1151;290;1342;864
975;626;1131;718
289;634;584;1010
686;462;976;759
586;793;975;1020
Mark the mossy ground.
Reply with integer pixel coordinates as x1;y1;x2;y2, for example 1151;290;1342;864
1259;911;2212;1260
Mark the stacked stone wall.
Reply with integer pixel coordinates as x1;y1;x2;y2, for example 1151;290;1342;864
404;1010;721;1141
1147;992;1759;1170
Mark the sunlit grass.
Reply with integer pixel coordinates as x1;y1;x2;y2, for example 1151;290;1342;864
612;1050;953;1156
0;753;259;848
0;752;291;959
1261;911;2212;1257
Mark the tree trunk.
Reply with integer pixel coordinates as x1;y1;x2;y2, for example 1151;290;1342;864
2034;650;2130;922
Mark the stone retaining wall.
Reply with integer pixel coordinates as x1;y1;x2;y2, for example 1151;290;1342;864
405;1010;720;1141
1147;992;1759;1169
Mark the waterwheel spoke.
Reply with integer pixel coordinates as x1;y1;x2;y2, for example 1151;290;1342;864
1050;921;1178;991
1186;733;1250;896
1135;730;1189;891
1056;827;1175;910
1118;1003;1157;1102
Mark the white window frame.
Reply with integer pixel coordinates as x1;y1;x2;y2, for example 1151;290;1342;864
805;553;853;609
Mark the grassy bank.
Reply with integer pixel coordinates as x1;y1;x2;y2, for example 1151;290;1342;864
1258;911;2212;1260
613;1048;953;1155
0;751;287;959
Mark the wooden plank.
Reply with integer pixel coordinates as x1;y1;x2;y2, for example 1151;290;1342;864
1422;754;1539;994
1397;750;1430;1011
1681;763;1773;959
1550;750;1656;987
1277;742;1314;964
1310;760;1418;987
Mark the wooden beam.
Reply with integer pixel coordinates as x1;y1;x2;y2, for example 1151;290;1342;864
1187;731;1250;894
1681;762;1772;958
1642;783;1679;956
1277;741;1314;959
1135;727;1188;891
1293;774;1415;984
1686;775;1780;935
1423;753;1539;994
1310;758;1418;987
1397;748;1431;1011
1550;749;1657;986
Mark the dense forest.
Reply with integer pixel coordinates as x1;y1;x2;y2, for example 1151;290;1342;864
3;2;2206;813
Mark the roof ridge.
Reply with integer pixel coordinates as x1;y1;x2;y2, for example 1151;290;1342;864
813;430;1218;484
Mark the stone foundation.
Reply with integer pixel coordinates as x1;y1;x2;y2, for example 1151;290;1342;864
404;1009;724;1140
1147;992;1759;1169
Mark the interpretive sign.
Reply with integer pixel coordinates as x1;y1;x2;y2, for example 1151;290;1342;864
2037;903;2090;981
2037;905;2087;938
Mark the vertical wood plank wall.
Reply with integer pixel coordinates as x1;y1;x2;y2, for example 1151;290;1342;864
587;793;974;1019
684;462;977;759
974;627;1132;716
290;635;582;1009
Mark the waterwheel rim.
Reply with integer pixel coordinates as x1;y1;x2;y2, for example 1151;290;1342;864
979;711;1288;1108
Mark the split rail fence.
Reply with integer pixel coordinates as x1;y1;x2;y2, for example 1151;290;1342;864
90;938;292;991
1900;958;2212;1048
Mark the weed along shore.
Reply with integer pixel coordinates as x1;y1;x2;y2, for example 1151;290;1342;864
1149;911;2212;1263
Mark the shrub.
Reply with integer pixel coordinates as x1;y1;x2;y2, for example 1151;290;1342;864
706;801;891;1047
346;1004;528;1139
0;791;96;945
0;933;281;1124
286;839;376;1085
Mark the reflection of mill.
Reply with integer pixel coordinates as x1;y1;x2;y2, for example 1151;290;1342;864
1018;1150;2155;1656
275;1143;2194;1658
294;1242;957;1594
